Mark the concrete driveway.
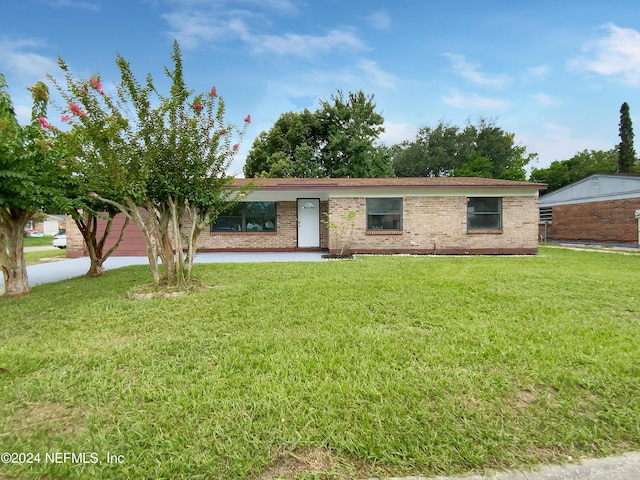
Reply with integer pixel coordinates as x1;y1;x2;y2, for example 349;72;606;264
0;251;324;293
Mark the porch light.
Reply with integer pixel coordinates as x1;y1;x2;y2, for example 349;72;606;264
302;202;316;209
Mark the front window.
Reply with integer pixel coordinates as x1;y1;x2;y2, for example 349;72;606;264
467;197;502;231
367;198;402;231
211;202;277;232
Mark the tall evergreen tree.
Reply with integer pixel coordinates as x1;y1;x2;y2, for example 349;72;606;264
617;102;636;173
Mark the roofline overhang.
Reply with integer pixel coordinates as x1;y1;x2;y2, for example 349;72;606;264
228;179;547;192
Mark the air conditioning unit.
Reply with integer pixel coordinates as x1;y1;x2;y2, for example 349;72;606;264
635;209;640;219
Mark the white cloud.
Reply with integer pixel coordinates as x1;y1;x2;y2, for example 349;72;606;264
165;0;297;14
164;6;365;57
245;0;298;14
252;28;366;57
443;53;510;89
442;90;509;111
532;93;558;108
42;0;100;11
356;59;398;89
163;13;253;49
379;121;418;145
365;10;391;30
569;23;640;86
524;64;551;81
0;37;57;81
299;59;397;91
520;123;611;169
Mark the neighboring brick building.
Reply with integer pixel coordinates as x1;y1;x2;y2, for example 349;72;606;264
66;177;546;257
538;174;640;245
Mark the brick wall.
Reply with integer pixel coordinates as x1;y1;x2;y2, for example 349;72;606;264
540;198;640;243
65;213;148;257
65;215;84;258
194;201;329;251
329;196;539;254
67;196;540;256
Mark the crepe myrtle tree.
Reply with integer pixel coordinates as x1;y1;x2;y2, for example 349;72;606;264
0;74;68;296
54;41;250;288
49;71;132;278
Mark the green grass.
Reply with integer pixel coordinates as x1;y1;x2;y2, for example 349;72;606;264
22;235;55;247
1;247;639;479
24;249;66;266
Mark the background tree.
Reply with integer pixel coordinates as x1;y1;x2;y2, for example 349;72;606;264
392;122;467;177
0;74;67;296
617;102;636;173
56;41;249;289
244;110;321;177
244;90;391;178
392;118;533;180
316;90;392;177
530;149;617;193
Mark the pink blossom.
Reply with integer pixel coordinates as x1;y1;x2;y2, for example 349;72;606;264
209;86;218;98
61;115;70;122
193;101;203;112
36;117;51;129
233;143;239;151
89;76;102;91
218;129;227;135
69;103;87;118
244;114;251;123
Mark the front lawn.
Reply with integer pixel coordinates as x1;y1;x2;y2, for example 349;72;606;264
24;249;66;266
22;235;55;247
1;247;639;479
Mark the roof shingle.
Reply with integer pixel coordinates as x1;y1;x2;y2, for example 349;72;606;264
231;177;546;191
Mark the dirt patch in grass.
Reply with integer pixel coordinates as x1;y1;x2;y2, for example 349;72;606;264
32;256;66;265
515;384;560;409
260;447;357;480
4;402;87;438
127;282;210;300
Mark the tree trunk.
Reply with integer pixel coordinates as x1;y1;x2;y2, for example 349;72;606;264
74;210;130;278
86;194;164;287
131;198;162;287
0;209;34;297
184;205;207;282
153;202;177;286
169;197;187;287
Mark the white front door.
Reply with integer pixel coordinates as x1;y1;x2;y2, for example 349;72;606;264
297;199;320;248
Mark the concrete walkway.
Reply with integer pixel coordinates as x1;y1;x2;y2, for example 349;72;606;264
0;251;324;292
380;451;640;480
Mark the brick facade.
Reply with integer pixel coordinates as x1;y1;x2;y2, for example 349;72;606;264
540;198;640;244
64;179;543;257
330;196;539;255
65;213;148;258
194;201;330;251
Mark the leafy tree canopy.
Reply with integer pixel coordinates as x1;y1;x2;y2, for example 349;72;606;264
530;149;618;193
0;73;69;296
51;41;250;288
391;118;534;181
244;90;392;178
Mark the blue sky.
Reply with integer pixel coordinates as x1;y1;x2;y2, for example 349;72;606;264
2;0;640;176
